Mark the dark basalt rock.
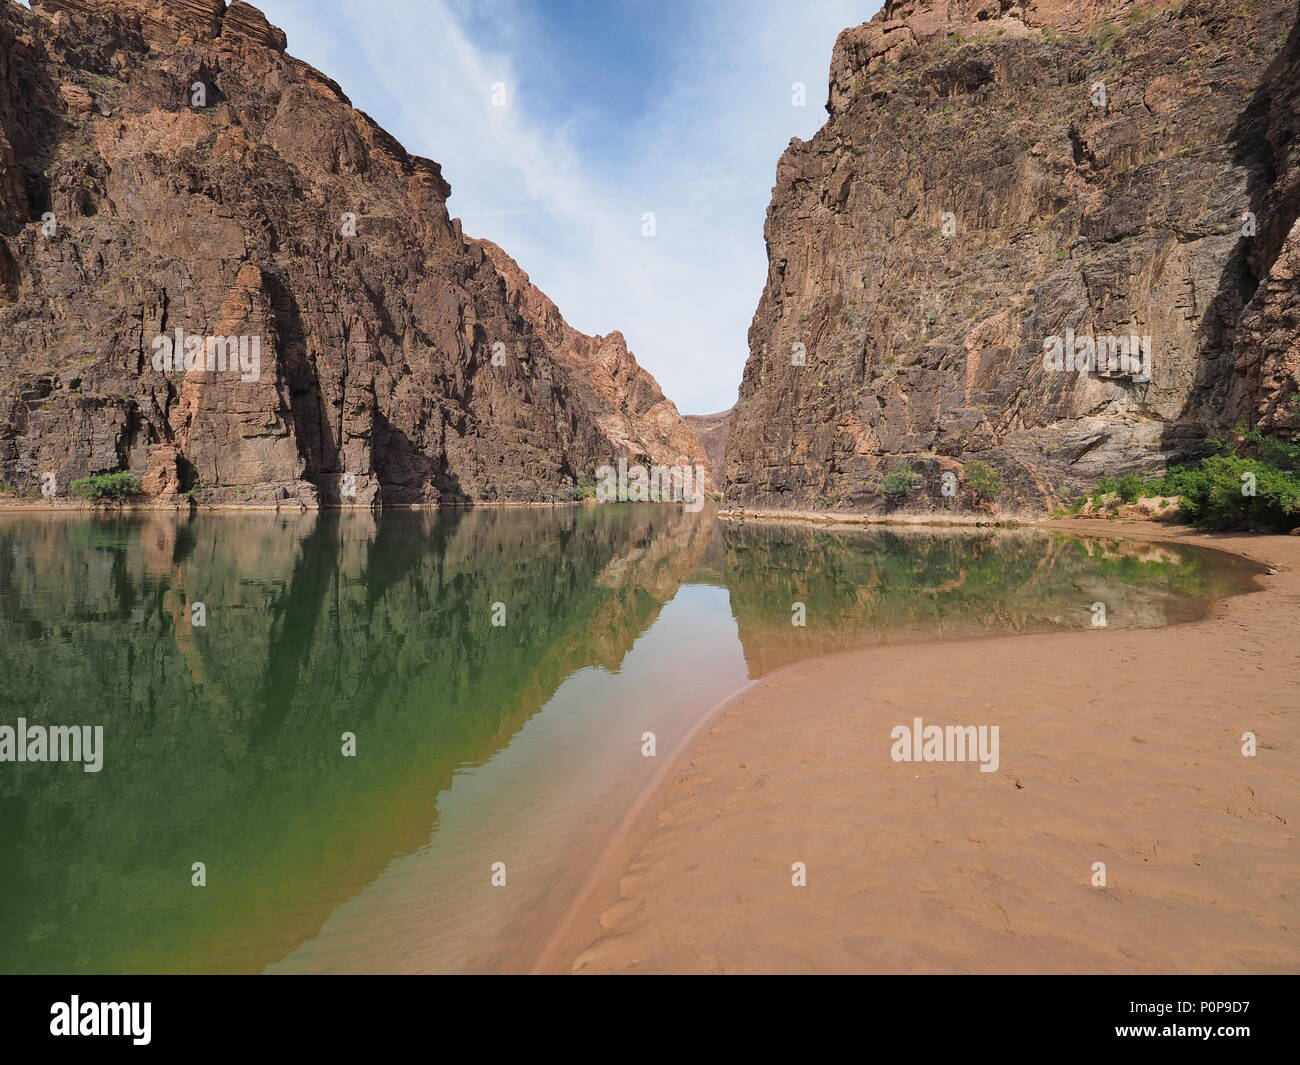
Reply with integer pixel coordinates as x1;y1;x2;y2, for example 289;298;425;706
0;0;707;506
725;0;1300;514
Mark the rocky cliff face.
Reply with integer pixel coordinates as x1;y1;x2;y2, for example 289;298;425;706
684;407;733;491
0;0;707;506
726;0;1300;512
477;239;713;491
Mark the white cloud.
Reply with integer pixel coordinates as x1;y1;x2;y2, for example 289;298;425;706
261;0;879;413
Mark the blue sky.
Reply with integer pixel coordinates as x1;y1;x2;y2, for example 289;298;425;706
173;2;887;412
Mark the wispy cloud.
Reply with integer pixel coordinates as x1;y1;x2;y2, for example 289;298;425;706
259;0;879;413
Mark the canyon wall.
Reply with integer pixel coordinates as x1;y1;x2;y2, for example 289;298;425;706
0;0;707;506
684;407;733;492
726;0;1300;512
478;240;713;492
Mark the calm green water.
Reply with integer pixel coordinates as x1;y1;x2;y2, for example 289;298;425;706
0;506;1260;973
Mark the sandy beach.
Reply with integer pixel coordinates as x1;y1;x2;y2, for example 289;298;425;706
539;520;1300;974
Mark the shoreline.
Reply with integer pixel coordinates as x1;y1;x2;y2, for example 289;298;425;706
0;499;606;514
0;500;1037;521
527;674;766;976
717;506;1040;528
0;496;1252;537
539;519;1300;974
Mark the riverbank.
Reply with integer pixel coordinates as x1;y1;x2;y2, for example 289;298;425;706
717;506;1041;527
0;498;600;513
540;519;1300;974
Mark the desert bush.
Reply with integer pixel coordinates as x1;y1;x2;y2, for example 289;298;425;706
963;460;1002;500
68;472;141;502
1081;424;1300;531
1165;456;1300;531
879;464;920;500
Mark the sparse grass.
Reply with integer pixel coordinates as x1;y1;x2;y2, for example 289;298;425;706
1092;20;1120;51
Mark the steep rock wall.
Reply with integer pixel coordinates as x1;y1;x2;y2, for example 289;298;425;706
0;0;706;506
726;0;1300;512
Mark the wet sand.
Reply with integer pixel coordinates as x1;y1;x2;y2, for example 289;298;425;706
538;521;1300;974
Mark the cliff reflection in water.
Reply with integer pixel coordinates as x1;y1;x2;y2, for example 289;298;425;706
0;508;1258;973
0;505;713;974
719;522;1255;676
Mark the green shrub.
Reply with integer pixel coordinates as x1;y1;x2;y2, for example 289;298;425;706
879;464;920;500
1094;470;1175;504
69;471;141;502
1082;422;1300;531
1167;456;1300;532
963;460;1002;500
1096;473;1140;503
1240;427;1300;471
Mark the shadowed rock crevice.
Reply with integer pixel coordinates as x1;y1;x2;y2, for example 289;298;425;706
1224;15;1300;431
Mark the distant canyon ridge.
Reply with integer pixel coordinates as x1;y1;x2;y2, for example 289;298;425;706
724;0;1300;512
0;0;709;506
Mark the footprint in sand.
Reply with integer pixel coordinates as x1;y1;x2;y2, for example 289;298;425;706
1226;785;1287;824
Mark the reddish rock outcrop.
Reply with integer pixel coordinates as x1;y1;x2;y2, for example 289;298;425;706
0;0;704;505
726;0;1300;513
477;239;711;488
220;0;285;51
683;408;733;491
34;0;226;48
